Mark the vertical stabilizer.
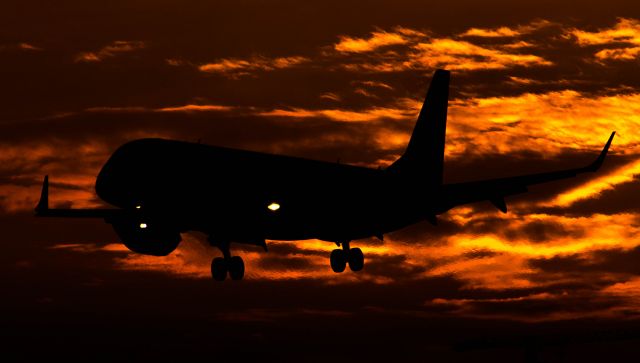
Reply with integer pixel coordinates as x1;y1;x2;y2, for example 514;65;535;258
388;69;450;185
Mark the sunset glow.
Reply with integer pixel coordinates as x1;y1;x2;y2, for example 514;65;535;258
3;4;640;360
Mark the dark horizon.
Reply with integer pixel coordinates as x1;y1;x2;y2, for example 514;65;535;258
3;1;640;361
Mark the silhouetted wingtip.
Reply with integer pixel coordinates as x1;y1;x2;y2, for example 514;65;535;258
35;175;49;214
587;131;615;172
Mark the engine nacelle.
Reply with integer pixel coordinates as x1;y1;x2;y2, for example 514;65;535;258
109;217;181;256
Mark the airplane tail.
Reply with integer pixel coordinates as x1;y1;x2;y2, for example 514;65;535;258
388;69;450;185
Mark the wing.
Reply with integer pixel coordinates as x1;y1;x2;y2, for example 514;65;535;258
440;132;616;213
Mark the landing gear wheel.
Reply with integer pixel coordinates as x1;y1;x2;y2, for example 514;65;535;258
211;257;227;281
228;256;245;281
348;247;364;272
330;249;347;273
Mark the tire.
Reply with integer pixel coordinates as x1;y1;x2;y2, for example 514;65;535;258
211;257;227;281
330;249;347;273
228;256;245;281
348;248;364;272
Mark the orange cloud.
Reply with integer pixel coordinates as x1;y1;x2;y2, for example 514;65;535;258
595;47;640;60
408;39;552;71
544;158;640;207
257;104;414;122
570;18;640;46
340;38;551;72
334;29;413;53
461;26;520;38
18;43;42;51
443;90;638;158
198;55;309;78
157;104;233;112
0;42;43;52
569;18;640;61
75;40;145;63
319;92;341;102
332;23;552;72
508;76;538;85
449;213;639;258
362;81;393;90
461;20;553;38
81;104;233;114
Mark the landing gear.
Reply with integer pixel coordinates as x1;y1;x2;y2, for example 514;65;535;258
330;242;364;273
228;256;245;280
209;240;245;281
348;247;364;272
330;249;347;273
211;257;227;281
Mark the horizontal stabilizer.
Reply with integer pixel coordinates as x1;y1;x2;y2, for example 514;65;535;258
35;175;122;218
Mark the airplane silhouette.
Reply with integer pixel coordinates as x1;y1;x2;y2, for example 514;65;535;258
35;70;615;281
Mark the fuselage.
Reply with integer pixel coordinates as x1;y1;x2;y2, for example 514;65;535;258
95;139;426;243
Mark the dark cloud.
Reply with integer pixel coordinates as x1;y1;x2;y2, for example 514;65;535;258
531;246;640;276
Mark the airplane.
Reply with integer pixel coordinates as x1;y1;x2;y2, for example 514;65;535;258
35;69;615;281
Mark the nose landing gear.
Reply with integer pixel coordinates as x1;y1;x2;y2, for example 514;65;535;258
330;241;364;273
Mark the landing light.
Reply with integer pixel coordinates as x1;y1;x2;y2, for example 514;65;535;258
135;205;141;209
139;223;148;229
268;202;280;211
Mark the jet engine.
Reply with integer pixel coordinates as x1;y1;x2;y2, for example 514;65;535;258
109;216;181;256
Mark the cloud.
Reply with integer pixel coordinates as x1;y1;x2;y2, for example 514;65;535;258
407;38;552;71
338;38;551;73
595;46;640;60
569;18;640;61
256;104;415;123
331;23;553;73
543;158;640;207
334;31;405;53
334;28;423;53
461;27;521;38
444;90;637;158
356;81;394;90
570;18;640;46
82;104;233;114
460;20;553;38
198;55;309;78
74;40;145;62
0;42;43;52
18;43;42;51
319;92;341;102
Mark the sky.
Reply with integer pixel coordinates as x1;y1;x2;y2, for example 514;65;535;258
3;0;640;361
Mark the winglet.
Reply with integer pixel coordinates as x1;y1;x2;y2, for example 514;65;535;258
35;175;49;215
586;131;615;172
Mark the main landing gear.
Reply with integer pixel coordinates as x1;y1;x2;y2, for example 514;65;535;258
209;240;245;281
330;241;364;273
